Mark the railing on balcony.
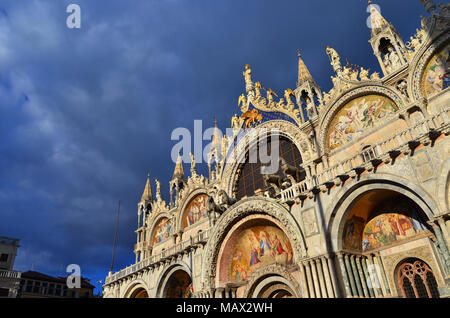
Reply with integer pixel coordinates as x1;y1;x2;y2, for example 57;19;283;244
105;228;211;285
0;269;21;279
280;107;449;203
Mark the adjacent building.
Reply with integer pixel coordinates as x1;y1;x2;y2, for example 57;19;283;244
17;271;95;298
0;236;21;298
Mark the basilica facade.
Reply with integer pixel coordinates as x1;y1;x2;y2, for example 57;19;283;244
102;1;450;298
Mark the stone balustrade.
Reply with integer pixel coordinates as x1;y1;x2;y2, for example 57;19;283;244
0;269;21;280
104;229;210;286
281;107;450;204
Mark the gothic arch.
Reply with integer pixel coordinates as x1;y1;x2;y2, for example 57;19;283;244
200;196;307;291
393;256;442;298
221;120;313;196
317;85;406;154
325;173;439;252
175;188;208;234
155;261;192;298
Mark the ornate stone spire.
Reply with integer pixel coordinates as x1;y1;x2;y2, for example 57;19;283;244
296;49;314;87
141;172;153;202
368;1;390;36
172;151;184;180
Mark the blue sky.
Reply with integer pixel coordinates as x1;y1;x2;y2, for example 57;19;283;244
0;0;426;295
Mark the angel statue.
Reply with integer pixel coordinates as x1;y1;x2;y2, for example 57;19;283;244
267;88;277;108
255;81;263;100
284;88;295;111
370;72;381;80
231;114;242;130
360;67;370;81
238;94;248;112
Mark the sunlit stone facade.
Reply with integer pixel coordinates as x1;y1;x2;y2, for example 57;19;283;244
103;2;450;298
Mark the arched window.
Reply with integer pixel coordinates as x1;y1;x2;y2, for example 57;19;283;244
398;258;439;298
234;136;304;200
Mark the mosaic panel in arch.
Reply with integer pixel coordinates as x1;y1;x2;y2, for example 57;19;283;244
184;194;209;227
326;94;398;151
230;225;293;282
152;217;173;245
343;212;429;251
421;42;450;98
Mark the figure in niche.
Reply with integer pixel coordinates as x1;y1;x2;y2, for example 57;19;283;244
388;46;401;69
397;80;409;98
383;55;392;73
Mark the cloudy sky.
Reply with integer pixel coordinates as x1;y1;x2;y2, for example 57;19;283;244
0;0;426;294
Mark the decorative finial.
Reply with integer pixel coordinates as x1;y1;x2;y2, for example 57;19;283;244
297;48;301;57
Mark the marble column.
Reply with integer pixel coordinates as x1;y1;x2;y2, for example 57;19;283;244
327;255;341;297
304;261;315;298
310;260;322;298
299;262;310;298
430;221;450;274
321;257;334;298
367;255;383;297
436;217;450;249
337;254;352;297
316;259;328;298
355;255;369;298
361;257;375;297
344;254;357;297
350;255;363;297
375;255;391;296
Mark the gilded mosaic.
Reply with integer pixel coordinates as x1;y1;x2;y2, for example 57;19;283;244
152;217;173;245
230;225;293;281
184;194;209;227
422;43;450;98
327;94;398;151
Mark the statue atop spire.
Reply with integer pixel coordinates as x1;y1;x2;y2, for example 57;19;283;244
155;178;162;202
368;1;390;36
243;64;254;93
326;46;342;73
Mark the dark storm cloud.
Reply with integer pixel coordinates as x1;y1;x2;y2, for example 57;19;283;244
0;0;426;292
